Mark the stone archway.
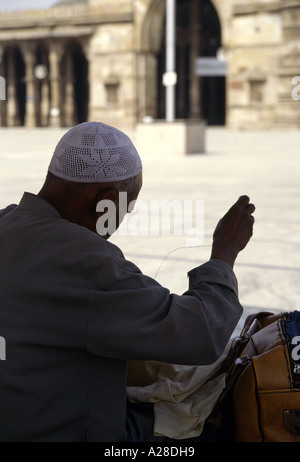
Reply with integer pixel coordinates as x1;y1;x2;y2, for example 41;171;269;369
136;0;165;121
140;0;226;125
141;0;166;53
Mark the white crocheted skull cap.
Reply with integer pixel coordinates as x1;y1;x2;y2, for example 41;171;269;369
48;122;143;183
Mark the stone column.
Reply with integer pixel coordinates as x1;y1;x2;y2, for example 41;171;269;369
64;51;75;126
135;51;158;121
40;79;50;127
36;53;50;127
0;46;6;126
6;48;19;127
189;0;202;119
21;44;37;128
177;39;187;118
49;41;63;127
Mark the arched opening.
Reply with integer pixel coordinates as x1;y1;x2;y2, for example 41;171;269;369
60;42;89;126
3;45;26;126
155;0;226;125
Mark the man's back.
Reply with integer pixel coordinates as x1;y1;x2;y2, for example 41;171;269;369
0;192;245;442
0;193;129;441
0;122;255;442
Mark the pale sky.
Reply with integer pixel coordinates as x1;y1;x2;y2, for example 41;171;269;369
0;0;56;10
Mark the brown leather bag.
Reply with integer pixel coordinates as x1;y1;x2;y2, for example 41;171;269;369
233;311;300;442
207;311;300;442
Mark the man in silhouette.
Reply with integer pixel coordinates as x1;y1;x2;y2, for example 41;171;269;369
0;122;255;442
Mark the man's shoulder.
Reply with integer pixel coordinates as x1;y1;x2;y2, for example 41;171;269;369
0;204;17;218
60;220;125;260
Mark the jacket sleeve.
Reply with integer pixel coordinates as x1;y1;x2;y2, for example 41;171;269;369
87;256;243;366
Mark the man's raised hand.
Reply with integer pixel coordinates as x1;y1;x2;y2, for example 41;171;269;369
210;196;255;268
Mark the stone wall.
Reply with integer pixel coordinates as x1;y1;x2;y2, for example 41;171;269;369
0;0;299;130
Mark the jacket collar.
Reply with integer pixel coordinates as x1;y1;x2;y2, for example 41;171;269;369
18;192;61;219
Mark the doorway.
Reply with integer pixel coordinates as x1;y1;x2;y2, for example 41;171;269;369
157;0;226;125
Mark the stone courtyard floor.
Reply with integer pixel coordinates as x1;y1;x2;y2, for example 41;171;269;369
1;125;300;334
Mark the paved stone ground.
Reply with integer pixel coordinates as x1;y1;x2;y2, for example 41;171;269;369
1;126;300;334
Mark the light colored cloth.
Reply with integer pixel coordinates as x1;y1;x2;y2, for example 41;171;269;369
127;343;230;439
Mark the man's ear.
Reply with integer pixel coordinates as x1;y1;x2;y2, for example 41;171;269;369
95;186;119;205
94;186;120;239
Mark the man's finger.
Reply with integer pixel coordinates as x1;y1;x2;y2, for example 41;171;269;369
246;203;256;214
236;195;250;207
236;196;256;215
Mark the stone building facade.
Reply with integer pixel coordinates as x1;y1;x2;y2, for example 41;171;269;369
0;0;299;130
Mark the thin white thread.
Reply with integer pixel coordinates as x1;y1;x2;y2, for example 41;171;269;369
153;239;300;280
154;245;212;280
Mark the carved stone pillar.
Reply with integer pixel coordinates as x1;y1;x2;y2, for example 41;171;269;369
6;48;19;127
177;39;187;118
21;44;37;128
49;41;63;127
40;79;50;127
64;51;75;126
189;0;202;119
0;46;6;126
35;53;50;127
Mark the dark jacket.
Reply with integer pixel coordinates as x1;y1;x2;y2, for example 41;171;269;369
0;192;242;442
